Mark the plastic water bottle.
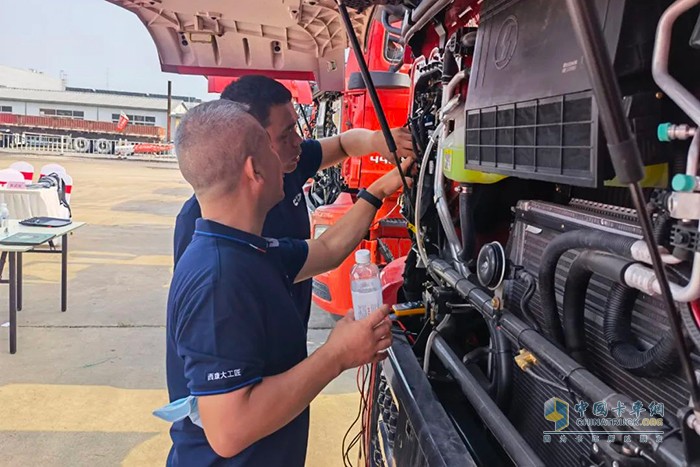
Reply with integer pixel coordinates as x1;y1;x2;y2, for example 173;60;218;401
350;249;383;320
0;203;9;234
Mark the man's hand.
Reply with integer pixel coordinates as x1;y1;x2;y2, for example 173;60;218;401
367;157;414;199
322;305;393;372
198;305;392;459
370;127;416;162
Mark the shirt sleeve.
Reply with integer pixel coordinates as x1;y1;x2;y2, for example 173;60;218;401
175;278;265;396
295;139;323;182
270;238;309;283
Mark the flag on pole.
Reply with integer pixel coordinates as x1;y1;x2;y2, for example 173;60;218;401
116;112;129;132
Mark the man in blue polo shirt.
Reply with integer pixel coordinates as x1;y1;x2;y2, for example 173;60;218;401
173;75;414;328
164;100;409;466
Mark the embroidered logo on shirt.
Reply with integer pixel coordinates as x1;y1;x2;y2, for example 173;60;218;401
293;193;303;207
207;369;241;381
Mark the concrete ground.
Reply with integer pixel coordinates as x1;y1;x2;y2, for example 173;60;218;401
0;153;361;466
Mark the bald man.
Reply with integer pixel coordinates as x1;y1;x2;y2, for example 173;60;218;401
163;100;408;466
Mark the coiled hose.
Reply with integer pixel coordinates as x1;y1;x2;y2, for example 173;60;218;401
604;283;680;377
539;230;636;346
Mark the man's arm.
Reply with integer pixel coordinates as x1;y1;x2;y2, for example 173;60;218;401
294;158;412;282
198;306;393;458
318;127;415;170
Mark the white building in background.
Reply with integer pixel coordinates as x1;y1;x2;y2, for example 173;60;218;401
0;65;200;131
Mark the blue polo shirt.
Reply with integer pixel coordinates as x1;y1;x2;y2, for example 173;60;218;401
173;139;322;327
166;219;310;466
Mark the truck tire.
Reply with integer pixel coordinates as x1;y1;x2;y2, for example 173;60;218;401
73;137;89;153
347;71;410;90
95;139;110;154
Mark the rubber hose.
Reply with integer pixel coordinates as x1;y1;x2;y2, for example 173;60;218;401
517;271;541;332
562;252;632;363
539;230;636;346
486;319;512;410
603;283;680;377
653;212;672;248
458;189;475;262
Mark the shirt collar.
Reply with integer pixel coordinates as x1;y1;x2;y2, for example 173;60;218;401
194;218;269;253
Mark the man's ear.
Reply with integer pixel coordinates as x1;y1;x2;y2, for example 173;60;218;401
243;155;261;182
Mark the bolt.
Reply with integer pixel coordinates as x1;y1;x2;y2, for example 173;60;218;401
491;297;501;309
656;92;664;99
613;462;620;467
593;444;599;454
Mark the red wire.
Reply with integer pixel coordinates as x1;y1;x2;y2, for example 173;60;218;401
691;300;700;328
393;320;416;344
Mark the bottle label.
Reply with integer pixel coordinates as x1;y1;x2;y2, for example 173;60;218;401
351;279;383;321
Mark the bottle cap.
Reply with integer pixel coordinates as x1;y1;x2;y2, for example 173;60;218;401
355;249;371;264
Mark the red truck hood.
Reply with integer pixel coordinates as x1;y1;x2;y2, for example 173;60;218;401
106;0;371;91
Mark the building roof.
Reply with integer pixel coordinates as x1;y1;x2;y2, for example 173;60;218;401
0;65;64;91
0;86;199;111
0;65;201;111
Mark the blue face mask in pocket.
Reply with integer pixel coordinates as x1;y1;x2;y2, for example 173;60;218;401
153;395;202;428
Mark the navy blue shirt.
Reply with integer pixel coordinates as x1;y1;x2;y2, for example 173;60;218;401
173;139;322;326
166;219;310;466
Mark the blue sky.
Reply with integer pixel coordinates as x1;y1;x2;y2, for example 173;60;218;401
0;0;215;100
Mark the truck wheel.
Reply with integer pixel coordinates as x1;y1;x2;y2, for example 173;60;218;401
95;139;110;154
73;137;89;153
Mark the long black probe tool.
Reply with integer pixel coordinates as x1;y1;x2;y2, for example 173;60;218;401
336;1;414;214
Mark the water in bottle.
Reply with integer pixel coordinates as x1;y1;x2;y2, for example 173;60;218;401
350;249;383;320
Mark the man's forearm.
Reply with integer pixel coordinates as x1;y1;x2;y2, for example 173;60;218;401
318;129;377;170
200;345;341;457
339;129;377;157
295;186;383;282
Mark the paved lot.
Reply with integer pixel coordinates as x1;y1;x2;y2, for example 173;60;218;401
0;153;361;466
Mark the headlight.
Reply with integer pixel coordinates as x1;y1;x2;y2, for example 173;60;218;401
314;224;329;239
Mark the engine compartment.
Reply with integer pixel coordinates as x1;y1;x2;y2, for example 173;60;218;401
361;0;700;466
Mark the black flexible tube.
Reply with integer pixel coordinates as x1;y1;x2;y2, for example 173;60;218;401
539;230;636;346
490;320;512;409
458;187;475;262
516;271;540;332
562;252;631;363
604;283;680;377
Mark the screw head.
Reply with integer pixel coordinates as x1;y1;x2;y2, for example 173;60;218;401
593;444;599;454
613;461;620;467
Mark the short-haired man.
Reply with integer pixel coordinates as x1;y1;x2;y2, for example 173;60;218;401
164;100;409;466
173;75;414;328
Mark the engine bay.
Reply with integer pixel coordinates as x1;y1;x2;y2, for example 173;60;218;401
358;0;700;466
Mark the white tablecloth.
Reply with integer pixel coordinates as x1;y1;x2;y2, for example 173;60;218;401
0;187;70;220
